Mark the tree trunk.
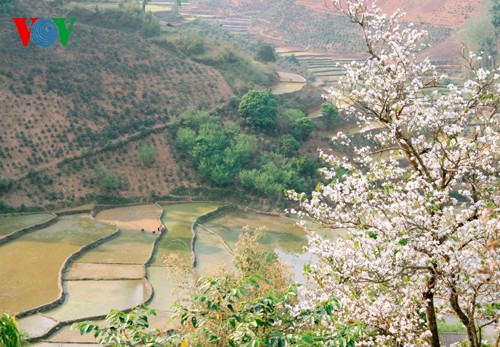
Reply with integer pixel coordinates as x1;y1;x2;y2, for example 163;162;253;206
424;276;441;347
449;289;480;347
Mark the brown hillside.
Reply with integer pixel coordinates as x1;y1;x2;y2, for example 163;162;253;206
0;1;233;205
297;0;481;27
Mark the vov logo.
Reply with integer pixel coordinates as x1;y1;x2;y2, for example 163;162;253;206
12;18;77;47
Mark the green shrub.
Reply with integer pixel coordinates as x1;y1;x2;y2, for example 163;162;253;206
0;313;25;347
239;89;278;129
137;143;157;167
280;135;301;156
293;117;314;141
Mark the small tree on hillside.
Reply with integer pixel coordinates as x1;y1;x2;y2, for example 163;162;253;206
138;143;157;167
292;117;314;141
320;102;338;121
239;89;278;129
255;42;276;63
289;1;499;347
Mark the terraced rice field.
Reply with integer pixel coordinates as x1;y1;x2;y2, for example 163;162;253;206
0;215;115;314
199;209;309;282
2;202;329;343
94;204;162;231
0;213;54;237
44;279;152;322
147;202;223;319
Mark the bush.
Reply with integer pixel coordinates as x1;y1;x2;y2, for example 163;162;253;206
254;42;276;62
137;143;157;167
321;102;338;123
239;89;278;129
292;117;314;141
0;178;16;194
0;313;25;347
280;135;301;156
176;127;197;153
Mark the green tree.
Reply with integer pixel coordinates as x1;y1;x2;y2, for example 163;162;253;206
280;135;301;156
321;102;338;121
0;178;16;194
178;109;213;130
233;133;258;164
239;89;278;129
137;143;157;167
192;123;234;186
492;1;500;36
293;117;314;141
254;42;276;63
176;127;197;153
93;167;119;192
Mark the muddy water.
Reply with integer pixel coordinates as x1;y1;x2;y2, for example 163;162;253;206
200;210;309;282
194;226;234;276
0;215;115;314
271;82;306;95
45;279;152;322
65;263;145;280
147;202;223;326
95;204;162;231
151;202;223;268
0;213;54;237
75;229;157;264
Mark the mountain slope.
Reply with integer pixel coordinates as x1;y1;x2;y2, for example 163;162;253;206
0;1;236;206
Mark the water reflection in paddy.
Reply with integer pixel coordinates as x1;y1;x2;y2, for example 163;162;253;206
0;215;115;314
199;210;309;282
44;279;152;322
75;229;157;264
147;202;222;327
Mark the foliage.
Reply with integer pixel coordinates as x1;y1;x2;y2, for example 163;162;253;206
176;33;206;56
320;102;338;121
238;89;278;129
292;117;314;141
254;42;276;63
74;305;167;346
93;166;120;192
174;112;258;187
279;135;301;156
0;178;16;195
0;313;25;347
239;160;308;200
284;108;306;123
169;228;358;346
76;229;358;346
137;143;157;167
176;127;198;153
289;2;500;347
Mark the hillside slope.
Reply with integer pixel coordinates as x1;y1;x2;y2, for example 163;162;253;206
0;1;236;206
191;0;483;61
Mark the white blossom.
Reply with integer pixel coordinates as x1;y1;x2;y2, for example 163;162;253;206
289;1;500;346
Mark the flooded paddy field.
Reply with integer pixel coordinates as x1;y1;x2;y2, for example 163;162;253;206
147;202;223;327
0;214;115;314
0;213;54;237
198;209;309;282
1;202;327;342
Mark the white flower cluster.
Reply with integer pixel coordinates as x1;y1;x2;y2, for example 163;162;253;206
289;1;500;346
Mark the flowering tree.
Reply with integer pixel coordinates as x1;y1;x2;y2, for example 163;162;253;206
289;1;499;346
